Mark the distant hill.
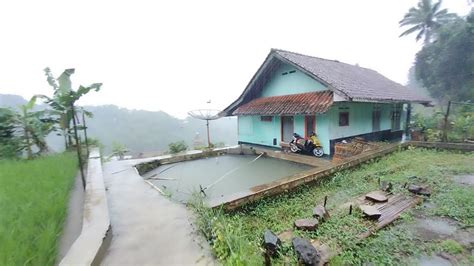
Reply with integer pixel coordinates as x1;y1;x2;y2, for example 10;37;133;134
0;94;237;155
0;94;28;108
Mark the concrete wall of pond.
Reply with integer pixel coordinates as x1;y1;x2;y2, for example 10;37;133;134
59;149;110;266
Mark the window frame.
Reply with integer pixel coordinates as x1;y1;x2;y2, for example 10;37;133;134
339;111;349;127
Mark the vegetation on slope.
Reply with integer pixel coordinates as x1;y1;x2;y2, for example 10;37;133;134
191;148;474;265
0;153;77;265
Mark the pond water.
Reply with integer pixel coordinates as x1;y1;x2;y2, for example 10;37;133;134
143;154;312;202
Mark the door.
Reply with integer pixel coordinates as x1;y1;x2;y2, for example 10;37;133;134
372;106;381;132
305;116;316;138
281;116;294;142
391;104;401;131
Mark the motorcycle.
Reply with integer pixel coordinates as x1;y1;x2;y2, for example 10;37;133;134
289;132;324;157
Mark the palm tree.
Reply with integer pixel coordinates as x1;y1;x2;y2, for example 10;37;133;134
399;0;457;44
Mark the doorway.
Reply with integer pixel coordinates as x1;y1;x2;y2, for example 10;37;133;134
281;116;294;142
305;116;316;138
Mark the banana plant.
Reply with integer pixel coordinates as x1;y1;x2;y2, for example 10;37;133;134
40;67;102;188
12;96;57;159
39;67;102;149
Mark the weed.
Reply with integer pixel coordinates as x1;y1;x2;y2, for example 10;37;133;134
439;239;464;254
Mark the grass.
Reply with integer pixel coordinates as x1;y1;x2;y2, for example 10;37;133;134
0;153;78;265
190;148;474;265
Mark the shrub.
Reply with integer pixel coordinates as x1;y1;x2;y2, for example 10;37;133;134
168;141;188;154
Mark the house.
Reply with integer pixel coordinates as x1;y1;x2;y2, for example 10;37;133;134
221;49;431;155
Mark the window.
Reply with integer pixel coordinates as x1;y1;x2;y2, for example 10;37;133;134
261;116;272;122
339;112;349;126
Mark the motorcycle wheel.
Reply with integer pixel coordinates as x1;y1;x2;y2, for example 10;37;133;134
289;143;299;153
313;148;324;157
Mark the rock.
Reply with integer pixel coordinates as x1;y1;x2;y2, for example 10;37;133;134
408;184;431;196
380;181;393;192
311;240;332;266
263;229;281;256
360;205;382;219
312;205;330;221
365;191;388;202
292;237;320;265
407;184;422;193
294;218;319;231
418;187;431;197
277;229;293;243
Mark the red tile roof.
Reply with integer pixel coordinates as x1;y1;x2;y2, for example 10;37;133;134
233;90;333;116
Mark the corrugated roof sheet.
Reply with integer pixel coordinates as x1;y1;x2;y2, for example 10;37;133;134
233;90;333;116
274;49;431;103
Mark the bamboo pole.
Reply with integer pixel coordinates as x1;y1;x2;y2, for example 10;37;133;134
82;110;89;157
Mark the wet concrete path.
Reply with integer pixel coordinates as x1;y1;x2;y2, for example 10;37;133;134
100;158;214;265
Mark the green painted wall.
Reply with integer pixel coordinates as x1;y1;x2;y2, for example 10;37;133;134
260;63;327;97
238;115;281;147
327;102;402;140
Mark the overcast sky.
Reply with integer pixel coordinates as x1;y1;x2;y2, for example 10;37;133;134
0;0;471;118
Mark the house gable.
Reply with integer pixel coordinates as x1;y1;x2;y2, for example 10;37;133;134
260;62;327;97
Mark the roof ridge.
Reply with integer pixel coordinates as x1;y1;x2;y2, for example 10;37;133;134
271;48;375;71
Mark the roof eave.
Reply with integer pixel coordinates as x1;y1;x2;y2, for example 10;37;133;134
350;97;432;105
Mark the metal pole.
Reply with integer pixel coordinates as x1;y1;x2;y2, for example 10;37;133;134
82;110;89;157
405;103;411;137
206;120;211;148
72;104;86;189
442;101;451;142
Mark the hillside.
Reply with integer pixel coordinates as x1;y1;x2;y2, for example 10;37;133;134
0;94;237;154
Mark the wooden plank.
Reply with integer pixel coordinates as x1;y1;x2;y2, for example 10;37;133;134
358;194;422;239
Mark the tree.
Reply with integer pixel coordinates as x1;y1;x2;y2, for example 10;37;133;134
111;141;129;160
3;97;57;159
168;141;188;154
415;12;474;102
0;108;20;158
399;0;457;44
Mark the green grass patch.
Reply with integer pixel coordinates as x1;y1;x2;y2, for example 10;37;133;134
0;153;77;265
439;239;464;255
191;148;474;265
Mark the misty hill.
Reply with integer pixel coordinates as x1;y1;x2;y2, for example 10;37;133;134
0;94;31;108
0;94;237;155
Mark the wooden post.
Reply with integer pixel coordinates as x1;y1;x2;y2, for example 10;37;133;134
82;111;89;157
442;101;451;142
324;195;328;207
349;204;353;215
72;104;85;189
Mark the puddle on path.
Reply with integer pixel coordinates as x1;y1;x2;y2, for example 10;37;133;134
411;217;458;240
416;255;452;266
452;175;474;186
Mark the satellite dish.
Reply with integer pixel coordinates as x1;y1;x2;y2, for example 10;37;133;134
188;109;222;148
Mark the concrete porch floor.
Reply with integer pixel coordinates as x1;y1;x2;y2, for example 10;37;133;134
100;157;214;265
